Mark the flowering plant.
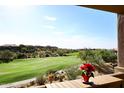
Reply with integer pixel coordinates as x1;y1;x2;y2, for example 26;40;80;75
80;63;95;84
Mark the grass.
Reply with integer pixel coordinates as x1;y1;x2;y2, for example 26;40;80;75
67;52;79;56
0;56;82;85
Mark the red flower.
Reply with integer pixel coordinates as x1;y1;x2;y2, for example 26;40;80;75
80;63;95;83
80;63;95;72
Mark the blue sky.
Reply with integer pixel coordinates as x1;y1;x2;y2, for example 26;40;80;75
0;5;117;49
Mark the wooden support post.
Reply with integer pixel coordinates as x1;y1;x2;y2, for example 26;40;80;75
115;14;124;72
117;14;124;67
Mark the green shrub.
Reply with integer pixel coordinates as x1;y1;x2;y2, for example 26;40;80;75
17;53;27;59
36;75;46;85
100;50;117;63
0;50;17;63
64;65;81;80
78;49;103;65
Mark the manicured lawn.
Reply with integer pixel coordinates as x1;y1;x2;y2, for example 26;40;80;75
67;52;79;56
0;56;82;85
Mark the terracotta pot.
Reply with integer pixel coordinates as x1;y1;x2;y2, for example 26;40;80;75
82;75;90;83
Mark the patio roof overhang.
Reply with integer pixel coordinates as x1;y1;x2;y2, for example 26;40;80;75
80;5;124;14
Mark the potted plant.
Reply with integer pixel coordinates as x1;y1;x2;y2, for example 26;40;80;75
80;63;95;84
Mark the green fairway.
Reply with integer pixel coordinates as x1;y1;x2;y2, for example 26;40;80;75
0;56;81;85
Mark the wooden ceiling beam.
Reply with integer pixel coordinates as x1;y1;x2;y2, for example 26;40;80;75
80;5;124;14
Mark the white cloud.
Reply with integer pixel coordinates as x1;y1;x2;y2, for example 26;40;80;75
44;25;55;29
44;16;56;21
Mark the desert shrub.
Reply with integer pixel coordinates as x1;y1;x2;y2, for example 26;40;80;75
56;49;67;56
46;70;57;83
51;52;59;57
64;65;81;80
17;53;27;59
54;70;68;82
100;49;117;63
38;51;46;58
36;75;47;85
0;50;17;63
78;49;103;65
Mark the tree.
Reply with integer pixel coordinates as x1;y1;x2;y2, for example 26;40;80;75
39;51;46;58
56;49;66;56
0;50;16;63
100;49;117;63
45;50;52;57
17;53;27;59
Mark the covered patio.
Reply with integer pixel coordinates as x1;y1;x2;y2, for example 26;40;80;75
45;5;124;88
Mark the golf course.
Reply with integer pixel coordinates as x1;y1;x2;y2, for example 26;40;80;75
0;55;82;85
